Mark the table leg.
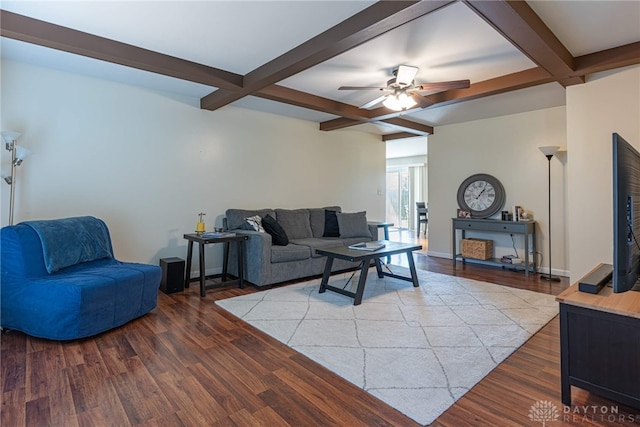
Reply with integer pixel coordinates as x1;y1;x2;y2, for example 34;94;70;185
318;256;334;293
406;250;420;287
184;240;194;289
524;232;530;277
375;258;384;278
353;260;370;305
452;223;457;267
383;225;391;263
222;241;230;281
238;240;245;289
199;242;206;297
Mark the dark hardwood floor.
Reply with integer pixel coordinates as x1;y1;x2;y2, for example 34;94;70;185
2;230;638;426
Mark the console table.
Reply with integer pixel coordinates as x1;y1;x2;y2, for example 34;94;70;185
556;278;640;409
452;218;536;276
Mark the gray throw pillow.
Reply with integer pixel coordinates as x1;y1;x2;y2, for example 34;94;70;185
275;209;313;240
336;211;371;238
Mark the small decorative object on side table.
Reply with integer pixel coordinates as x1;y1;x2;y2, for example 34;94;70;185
195;212;206;234
183;232;248;297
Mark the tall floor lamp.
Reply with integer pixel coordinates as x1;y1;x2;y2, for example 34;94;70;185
2;131;33;226
539;146;561;282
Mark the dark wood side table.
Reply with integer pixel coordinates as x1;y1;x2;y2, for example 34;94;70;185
183;233;248;297
367;221;394;240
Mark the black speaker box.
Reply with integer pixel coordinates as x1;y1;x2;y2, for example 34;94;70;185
159;257;185;294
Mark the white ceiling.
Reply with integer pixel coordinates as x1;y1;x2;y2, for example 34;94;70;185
1;0;639;152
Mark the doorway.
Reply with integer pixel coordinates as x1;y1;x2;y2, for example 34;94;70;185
385;168;410;229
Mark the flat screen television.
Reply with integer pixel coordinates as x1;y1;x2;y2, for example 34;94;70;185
613;132;640;293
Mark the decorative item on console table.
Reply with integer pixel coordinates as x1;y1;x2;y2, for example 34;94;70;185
457;173;506;219
461;238;493;260
457;208;471;218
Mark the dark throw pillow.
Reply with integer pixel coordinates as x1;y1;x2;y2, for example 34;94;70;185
322;210;340;237
262;214;289;246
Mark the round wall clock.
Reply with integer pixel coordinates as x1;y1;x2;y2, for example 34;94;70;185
457;174;506;218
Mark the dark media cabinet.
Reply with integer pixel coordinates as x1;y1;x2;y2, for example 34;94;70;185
556;277;640;410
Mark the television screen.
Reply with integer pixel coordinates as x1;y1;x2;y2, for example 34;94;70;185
612;132;640;293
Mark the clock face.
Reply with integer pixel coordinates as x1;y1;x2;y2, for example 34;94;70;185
463;181;496;212
457;174;506;218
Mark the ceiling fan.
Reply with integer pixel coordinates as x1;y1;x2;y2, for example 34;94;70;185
338;65;470;111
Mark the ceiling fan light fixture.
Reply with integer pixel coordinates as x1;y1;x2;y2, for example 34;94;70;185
383;92;417;111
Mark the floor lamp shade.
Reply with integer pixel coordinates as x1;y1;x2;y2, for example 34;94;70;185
539;145;561;282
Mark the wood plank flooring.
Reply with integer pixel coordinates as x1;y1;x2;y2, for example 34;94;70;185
2;230;638;426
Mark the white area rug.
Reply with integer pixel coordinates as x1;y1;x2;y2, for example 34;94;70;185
216;266;558;425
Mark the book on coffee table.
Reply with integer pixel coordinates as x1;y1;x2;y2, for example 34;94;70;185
348;242;385;251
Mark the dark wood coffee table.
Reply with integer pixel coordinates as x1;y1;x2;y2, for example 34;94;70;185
316;241;422;305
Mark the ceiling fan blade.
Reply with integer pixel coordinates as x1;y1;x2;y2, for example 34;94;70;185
359;95;387;109
395;65;419;86
409;92;434;109
338;86;387;91
415;79;470;93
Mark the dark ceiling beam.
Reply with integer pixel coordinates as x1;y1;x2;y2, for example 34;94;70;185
255;85;370;121
200;0;454;111
0;10;243;90
425;67;555;107
383;132;427;141
320;117;367;132
379;118;433;135
573;42;640;76
464;0;579;87
257;85;433;136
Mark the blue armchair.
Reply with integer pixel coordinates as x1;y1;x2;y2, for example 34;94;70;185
1;216;161;340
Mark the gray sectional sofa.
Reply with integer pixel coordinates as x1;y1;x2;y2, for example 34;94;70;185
224;206;379;287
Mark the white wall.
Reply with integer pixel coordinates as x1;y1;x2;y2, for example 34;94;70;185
566;65;640;282
428;106;568;276
1;60;386;275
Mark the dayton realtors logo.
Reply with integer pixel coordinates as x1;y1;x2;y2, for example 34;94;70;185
529;400;639;424
529;400;560;426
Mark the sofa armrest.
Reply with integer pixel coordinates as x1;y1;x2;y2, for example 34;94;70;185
231;229;273;286
368;223;379;241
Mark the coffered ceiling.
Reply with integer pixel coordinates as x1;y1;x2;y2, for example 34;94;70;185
1;1;639;140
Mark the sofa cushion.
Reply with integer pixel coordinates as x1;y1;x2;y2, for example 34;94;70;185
290;237;343;258
225;209;275;231
275;209;313;240
337;211;372;238
271;243;311;263
262;214;289;246
309;206;341;237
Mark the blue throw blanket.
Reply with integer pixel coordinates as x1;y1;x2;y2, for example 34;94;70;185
23;216;114;273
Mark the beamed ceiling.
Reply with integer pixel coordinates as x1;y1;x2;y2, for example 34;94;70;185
1;1;639;140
